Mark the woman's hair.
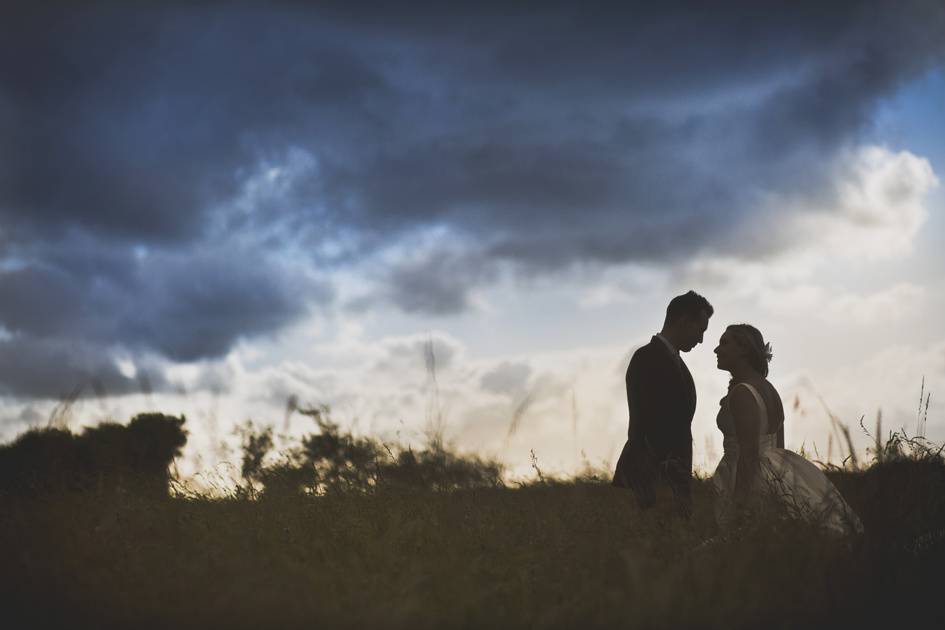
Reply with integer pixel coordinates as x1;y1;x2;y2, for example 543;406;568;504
727;324;774;377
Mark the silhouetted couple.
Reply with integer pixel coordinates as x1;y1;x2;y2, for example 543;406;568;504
613;290;862;534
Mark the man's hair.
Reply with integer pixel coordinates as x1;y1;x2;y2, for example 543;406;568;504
664;290;713;325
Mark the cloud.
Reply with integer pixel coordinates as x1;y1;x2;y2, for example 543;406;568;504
0;249;325;362
0;336;166;400
579;285;638;310
823;284;927;326
1;1;943;403
302;2;945;284
675;144;938;306
480;361;532;397
0;244;330;398
2;3;941;271
373;332;464;377
788;146;939;260
758;283;927;327
780;339;945;453
383;247;499;315
0;6;392;245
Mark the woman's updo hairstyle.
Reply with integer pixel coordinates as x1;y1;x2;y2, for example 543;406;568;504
727;324;774;377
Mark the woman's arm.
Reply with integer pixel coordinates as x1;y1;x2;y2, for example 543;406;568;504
730;385;761;511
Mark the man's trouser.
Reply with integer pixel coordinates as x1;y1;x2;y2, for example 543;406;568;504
614;440;691;516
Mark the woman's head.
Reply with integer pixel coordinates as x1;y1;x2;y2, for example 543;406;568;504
714;324;773;376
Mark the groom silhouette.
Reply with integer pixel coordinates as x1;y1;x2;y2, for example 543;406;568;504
613;290;713;517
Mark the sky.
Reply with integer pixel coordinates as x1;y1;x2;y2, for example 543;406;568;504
1;1;944;483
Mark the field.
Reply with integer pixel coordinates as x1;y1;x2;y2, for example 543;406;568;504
3;415;945;629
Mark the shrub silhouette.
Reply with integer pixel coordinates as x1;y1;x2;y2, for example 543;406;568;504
0;413;187;498
239;420;274;483
239;405;502;497
378;441;505;492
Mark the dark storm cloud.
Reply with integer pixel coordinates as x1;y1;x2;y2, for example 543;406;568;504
383;249;499;315
0;1;943;395
4;2;942;248
0;5;392;243
0;336;165;400
0;242;327;398
0;248;324;362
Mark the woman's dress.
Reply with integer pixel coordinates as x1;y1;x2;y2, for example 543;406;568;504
712;382;863;535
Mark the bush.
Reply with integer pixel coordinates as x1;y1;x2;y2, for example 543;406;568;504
0;413;187;498
238;405;502;497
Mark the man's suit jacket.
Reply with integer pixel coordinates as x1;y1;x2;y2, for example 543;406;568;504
612;336;696;487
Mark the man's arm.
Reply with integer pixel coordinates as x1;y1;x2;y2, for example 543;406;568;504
626;349;672;457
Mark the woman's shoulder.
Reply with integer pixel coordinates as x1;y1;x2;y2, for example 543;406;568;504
748;379;785;429
727;382;758;409
731;378;779;398
729;380;763;397
728;380;774;414
757;379;783;406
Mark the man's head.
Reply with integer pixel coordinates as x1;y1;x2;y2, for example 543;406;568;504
661;290;713;352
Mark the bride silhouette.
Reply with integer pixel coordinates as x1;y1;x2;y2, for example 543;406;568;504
711;324;863;535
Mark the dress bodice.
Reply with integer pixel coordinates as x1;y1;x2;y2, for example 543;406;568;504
716;382;777;456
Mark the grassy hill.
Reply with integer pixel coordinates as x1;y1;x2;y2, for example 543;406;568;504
2;410;944;629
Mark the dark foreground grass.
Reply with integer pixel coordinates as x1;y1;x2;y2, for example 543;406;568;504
3;461;945;630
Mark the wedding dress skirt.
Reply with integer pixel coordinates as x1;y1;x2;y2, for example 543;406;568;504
712;384;863;536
